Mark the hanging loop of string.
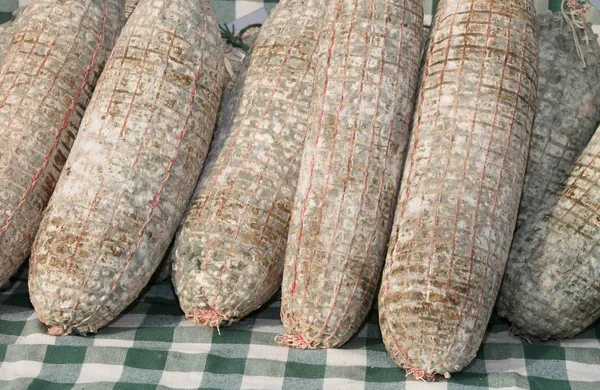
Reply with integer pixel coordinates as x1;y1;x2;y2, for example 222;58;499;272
561;0;592;68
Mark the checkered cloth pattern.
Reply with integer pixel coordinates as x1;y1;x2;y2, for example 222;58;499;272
1;280;599;389
1;0;600;388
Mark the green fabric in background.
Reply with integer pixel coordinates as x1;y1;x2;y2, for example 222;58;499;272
0;12;11;24
211;0;236;29
0;0;599;389
549;0;566;11
1;280;599;389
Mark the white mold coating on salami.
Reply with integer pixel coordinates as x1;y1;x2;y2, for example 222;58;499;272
0;0;124;286
0;9;19;66
0;8;27;283
378;0;538;379
171;0;325;327
514;13;600;228
280;0;423;349
496;15;600;341
125;0;140;21
28;0;223;335
151;28;260;285
0;27;10;67
497;124;600;339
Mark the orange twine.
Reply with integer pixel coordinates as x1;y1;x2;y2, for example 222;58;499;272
185;309;230;334
274;334;318;350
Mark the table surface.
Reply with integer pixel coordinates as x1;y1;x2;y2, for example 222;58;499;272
1;280;599;389
0;1;599;389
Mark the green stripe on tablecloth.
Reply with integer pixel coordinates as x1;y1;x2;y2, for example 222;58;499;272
210;0;236;28
29;379;74;390
550;0;564;11
0;1;599;388
0;280;598;388
0;12;12;25
264;0;279;13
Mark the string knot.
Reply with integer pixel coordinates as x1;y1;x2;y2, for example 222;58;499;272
562;0;592;67
275;333;319;349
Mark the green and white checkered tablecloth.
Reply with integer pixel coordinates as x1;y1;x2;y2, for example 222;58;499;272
1;280;599;389
1;0;600;388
